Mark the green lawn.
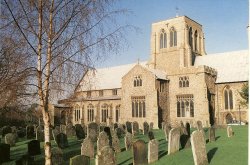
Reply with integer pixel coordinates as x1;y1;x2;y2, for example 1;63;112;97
3;126;248;165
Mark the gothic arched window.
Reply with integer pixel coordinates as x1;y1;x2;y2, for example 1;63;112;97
87;104;94;122
189;27;193;49
224;86;234;110
101;104;109;122
170;27;177;47
160;29;167;49
194;30;198;51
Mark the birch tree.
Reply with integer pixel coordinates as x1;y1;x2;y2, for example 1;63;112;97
1;0;130;164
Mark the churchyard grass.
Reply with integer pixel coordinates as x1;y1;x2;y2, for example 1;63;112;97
2;126;247;165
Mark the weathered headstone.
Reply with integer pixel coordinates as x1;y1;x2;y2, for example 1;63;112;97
0;143;10;163
87;122;98;143
132;121;139;135
115;128;122;138
227;126;234;137
81;137;94;158
125;121;132;134
112;134;121;153
66;123;76;137
197;121;203;130
56;133;69;148
51;147;63;165
2;126;11;138
104;127;112;146
75;124;85;140
168;128;180;155
26;125;35;139
209;127;216;142
5;133;16;147
148;139;158;163
96;146;116;165
11;126;18;140
150;122;154;130
124;132;133;150
36;126;44;141
148;131;155;140
60;124;66;134
190;130;208;165
180;121;188;135
28;140;41;156
133;140;148;165
143;122;149;135
97;131;109;153
70;155;90;165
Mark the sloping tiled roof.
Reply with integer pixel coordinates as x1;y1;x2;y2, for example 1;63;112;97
78;61;168;91
195;50;249;83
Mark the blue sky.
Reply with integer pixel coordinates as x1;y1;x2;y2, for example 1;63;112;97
96;0;248;67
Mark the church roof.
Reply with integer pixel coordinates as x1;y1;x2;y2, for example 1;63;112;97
195;50;249;83
77;61;168;91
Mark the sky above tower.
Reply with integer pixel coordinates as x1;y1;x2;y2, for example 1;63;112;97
96;0;248;68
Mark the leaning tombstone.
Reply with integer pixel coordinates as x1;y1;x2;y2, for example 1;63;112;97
96;146;116;165
87;122;98;143
168;128;180;155
66;123;76;137
70;155;90;165
209;127;216;142
125;121;132;134
112;134;121;153
51;147;63;165
0;143;10;163
75;124;85;140
81;137;94;159
227;126;234;137
26;125;35;139
124;132;133;150
28;140;41;156
36;126;44;142
5;133;16;147
148;131;155;140
190;130;208;165
56;133;69;149
97;131;109;153
143;122;149;135
148;139;158;163
104;127;112;146
132;121;139;135
133;140;148;165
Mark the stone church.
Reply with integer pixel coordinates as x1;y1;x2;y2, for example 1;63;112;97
56;16;248;129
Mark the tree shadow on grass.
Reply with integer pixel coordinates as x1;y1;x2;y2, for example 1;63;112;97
215;136;220;141
118;157;133;165
207;147;218;163
158;150;168;159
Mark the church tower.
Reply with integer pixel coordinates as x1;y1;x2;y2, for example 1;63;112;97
148;16;206;73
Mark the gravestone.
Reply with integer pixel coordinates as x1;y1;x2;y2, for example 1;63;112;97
60;125;66;134
104;127;112;146
168;128;180;155
143;122;149;135
148;131;155;140
227;126;234;137
28;140;41;156
115;128;122;138
132;121;139;135
124;132;133;150
51;147;63;165
148;139;158;163
150;122;154;130
5;133;16;147
97;131;109;153
186;123;191;136
36;126;44;141
87;122;98;143
70;155;90;165
125;121;132;134
190;130;208;165
112;134;121;153
52;129;60;142
197;121;203;130
66;123;75;137
2;126;11;138
17;128;26;138
209;127;216;142
180;121;188;135
26;125;35;139
113;123;118;130
81;137;94;158
11;126;18;140
75;124;85;140
95;146;116;165
133;140;148;165
0;143;10;163
56;133;69;148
